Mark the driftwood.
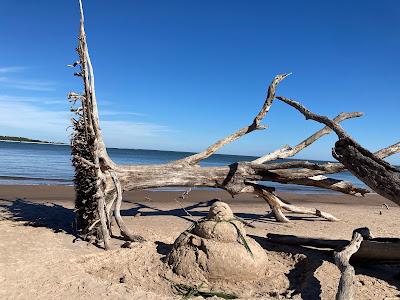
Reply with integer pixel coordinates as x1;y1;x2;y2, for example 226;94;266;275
70;1;400;249
334;230;364;300
276;96;400;205
334;138;400;205
268;229;400;300
267;232;400;263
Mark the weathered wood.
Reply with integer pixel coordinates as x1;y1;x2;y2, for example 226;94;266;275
176;73;290;166
267;233;400;262
267;233;348;248
334;231;363;300
70;1;400;248
277;95;400;205
267;228;400;299
253;112;363;164
333;138;400;205
252;184;339;222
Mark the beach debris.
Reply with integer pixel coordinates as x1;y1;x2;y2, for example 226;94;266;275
266;228;400;300
174;189;195;220
179;188;192;200
167;202;268;281
163;277;238;299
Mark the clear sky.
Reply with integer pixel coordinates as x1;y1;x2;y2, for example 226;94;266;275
0;0;399;163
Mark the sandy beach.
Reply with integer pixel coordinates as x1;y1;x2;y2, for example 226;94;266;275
0;185;399;299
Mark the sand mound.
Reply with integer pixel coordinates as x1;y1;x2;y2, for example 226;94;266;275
168;201;269;281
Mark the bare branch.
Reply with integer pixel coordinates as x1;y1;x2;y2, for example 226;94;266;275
276;96;352;140
276;96;400;204
177;73;290;165
285;175;370;196
253;145;292;163
253;112;363;164
276;141;400;179
72;2;399;248
375;141;400;159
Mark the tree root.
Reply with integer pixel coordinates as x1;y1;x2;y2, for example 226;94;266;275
110;171;145;242
253;185;339;222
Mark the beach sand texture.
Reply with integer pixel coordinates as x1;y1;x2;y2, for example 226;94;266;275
0;185;399;299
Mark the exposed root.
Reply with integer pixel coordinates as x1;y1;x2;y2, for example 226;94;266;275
97;194;111;250
110;171;145;242
253;185;339;222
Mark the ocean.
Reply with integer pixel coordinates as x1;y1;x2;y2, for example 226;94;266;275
0;141;367;194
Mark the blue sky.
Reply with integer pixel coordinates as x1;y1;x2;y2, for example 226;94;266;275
0;1;399;163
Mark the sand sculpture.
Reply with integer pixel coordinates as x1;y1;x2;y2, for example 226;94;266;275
167;202;268;281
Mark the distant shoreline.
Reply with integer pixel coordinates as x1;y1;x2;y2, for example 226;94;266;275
0;140;67;146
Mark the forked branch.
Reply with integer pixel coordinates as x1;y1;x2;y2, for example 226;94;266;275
253;112;363;164
177;73;290;166
277;95;400;204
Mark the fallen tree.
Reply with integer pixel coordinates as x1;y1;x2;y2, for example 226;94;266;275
70;0;400;249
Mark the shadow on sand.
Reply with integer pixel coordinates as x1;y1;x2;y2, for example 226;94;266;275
0;198;76;235
122;199;324;224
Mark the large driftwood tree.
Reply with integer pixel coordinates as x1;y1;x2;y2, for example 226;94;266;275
70;1;399;249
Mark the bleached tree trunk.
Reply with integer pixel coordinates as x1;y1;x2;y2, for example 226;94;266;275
70;0;400;249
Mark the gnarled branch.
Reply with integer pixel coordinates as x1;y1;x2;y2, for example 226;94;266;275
277;95;400;204
176;73;290;166
253;112;363;164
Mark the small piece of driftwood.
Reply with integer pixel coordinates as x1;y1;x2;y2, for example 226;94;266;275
266;233;400;263
334;231;364;300
268;228;400;300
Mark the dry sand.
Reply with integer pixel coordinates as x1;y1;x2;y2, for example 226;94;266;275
0;185;399;299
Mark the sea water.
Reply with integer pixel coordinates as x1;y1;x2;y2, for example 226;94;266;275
0;141;367;193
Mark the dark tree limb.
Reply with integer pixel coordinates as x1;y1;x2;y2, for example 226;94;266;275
333;138;400;204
